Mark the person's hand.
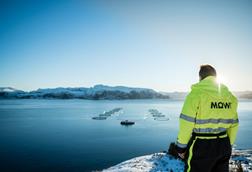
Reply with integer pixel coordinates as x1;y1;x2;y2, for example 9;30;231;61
178;152;186;159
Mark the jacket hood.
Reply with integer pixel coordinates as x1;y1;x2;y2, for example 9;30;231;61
191;76;231;98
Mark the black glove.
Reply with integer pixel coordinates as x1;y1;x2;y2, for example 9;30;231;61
168;142;179;158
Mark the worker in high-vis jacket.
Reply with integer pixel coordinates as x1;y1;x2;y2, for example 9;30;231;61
176;65;239;172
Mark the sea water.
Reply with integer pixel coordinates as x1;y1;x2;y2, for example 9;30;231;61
0;99;251;172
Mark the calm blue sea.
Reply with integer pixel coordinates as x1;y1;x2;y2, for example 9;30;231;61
0;99;251;172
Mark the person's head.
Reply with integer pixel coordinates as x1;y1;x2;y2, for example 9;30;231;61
199;64;217;81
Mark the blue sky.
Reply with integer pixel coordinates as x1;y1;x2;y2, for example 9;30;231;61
0;0;252;92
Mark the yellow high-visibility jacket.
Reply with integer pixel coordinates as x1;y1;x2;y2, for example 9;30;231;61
176;76;239;150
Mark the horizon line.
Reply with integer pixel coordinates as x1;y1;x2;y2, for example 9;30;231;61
0;85;251;93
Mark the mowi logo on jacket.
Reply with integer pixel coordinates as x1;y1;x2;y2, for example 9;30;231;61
211;102;231;109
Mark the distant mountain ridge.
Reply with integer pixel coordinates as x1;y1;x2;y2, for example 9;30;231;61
161;91;252;100
0;87;20;92
234;91;252;99
0;85;169;100
0;85;251;100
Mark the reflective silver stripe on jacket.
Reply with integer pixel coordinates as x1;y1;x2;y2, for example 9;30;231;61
176;141;187;148
196;118;239;124
180;113;195;122
180;113;239;124
193;127;227;133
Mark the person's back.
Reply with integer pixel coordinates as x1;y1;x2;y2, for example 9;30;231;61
175;65;239;172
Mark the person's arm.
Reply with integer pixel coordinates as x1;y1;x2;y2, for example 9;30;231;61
176;91;199;154
227;98;239;145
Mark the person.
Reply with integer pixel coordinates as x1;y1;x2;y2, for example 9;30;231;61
175;64;239;172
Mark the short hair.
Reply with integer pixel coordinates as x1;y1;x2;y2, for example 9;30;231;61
199;64;217;80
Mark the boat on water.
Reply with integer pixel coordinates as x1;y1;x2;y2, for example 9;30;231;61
120;120;135;125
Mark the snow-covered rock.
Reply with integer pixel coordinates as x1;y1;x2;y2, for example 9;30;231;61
230;149;252;172
104;149;252;172
103;153;184;172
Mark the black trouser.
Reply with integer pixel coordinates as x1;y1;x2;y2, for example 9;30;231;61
184;133;232;172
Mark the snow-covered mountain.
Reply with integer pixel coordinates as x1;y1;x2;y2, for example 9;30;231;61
0;87;20;92
234;91;252;99
87;84;155;94
0;85;169;100
162;91;252;100
1;85;251;100
160;91;188;100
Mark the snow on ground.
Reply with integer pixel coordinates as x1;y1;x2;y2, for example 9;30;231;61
103;153;184;172
230;149;252;172
103;149;252;172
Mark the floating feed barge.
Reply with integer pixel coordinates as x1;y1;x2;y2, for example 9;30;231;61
120;120;135;125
